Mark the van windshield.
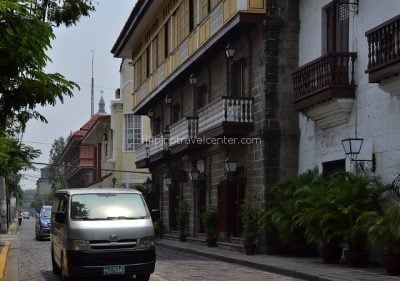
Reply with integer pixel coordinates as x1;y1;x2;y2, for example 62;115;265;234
40;207;52;218
70;193;148;220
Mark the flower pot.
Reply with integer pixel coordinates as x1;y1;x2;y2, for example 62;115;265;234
206;238;217;247
385;255;400;275
320;246;343;263
179;234;187;242
344;249;369;267
244;244;256;255
290;242;308;256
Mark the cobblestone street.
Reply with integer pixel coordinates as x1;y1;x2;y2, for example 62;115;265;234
5;219;301;281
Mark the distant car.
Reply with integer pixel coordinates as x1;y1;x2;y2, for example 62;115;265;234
35;205;52;240
22;211;30;219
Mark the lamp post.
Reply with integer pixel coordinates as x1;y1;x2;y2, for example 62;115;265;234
189;73;198;86
341;137;376;172
163;126;170;151
164;94;172;105
189;163;200;236
164;170;172;187
144;177;153;190
225;42;236;60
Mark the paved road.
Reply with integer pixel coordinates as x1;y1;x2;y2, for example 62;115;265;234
6;218;301;281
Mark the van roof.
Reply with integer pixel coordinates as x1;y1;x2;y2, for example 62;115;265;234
55;188;142;196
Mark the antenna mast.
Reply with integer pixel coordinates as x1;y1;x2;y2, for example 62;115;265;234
91;50;94;117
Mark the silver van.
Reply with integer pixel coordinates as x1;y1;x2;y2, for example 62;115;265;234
50;188;159;281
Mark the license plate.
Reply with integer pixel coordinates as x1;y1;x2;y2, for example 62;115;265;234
103;265;125;275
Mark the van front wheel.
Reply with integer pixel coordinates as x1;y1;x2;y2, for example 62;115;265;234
135;274;150;281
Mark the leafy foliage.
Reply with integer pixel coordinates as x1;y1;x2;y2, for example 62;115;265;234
0;1;81;133
201;207;218;239
240;200;262;245
177;196;190;236
262;169;321;243
48;136;67;193
360;204;400;255
40;0;95;27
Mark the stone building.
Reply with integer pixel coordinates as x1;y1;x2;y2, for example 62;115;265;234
36;167;51;198
112;0;300;247
294;0;400;182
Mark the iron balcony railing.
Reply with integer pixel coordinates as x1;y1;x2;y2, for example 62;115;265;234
292;52;357;104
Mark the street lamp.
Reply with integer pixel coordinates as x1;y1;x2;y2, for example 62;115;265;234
164;170;172;186
225;155;238;173
163;126;170;151
189;166;200;182
112;176;117;188
189;73;198;86
225;42;236;59
147;109;154;118
341;137;376;172
144;177;153;190
164;94;172;105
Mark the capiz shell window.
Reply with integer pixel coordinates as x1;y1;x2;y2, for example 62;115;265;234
70;193;148;220
124;114;142;151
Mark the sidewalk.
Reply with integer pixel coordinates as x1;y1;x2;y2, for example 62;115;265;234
0;220;18;281
156;239;400;281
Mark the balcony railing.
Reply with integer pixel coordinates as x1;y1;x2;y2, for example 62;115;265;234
198;97;253;135
292;52;357;111
170;117;198;147
132;0;266;109
366;15;400;82
135;143;147;161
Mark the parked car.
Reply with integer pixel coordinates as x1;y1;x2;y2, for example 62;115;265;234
35;205;52;240
51;188;159;281
22;211;30;219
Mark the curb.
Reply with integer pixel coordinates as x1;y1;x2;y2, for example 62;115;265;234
156;242;331;281
0;242;10;281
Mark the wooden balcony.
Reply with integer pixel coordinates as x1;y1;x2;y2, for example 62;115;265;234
198;96;254;138
366;15;400;83
292;52;357;111
131;0;265;115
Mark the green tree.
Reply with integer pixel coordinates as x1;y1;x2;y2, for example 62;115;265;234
48;136;67;193
0;0;95;199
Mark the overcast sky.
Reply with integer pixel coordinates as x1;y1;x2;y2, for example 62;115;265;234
21;0;136;190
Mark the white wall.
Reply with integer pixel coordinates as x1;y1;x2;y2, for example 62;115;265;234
298;0;400;182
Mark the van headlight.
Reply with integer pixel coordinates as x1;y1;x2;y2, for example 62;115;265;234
138;237;155;249
68;239;88;251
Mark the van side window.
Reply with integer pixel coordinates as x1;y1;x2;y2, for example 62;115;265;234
59;196;68;213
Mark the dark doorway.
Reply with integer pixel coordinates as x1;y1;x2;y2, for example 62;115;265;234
217;167;246;238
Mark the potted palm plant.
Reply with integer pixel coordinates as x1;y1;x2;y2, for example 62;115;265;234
361;204;400;275
240;201;261;255
264;170;320;256
328;172;389;267
201;207;218;247
294;176;345;263
177;198;189;242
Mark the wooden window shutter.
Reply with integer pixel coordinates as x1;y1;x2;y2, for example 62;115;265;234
157;29;165;65
200;0;208;21
217;181;227;232
182;0;190;38
152;38;157;72
210;0;218;10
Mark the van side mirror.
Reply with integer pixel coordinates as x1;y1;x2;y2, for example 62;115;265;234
55;212;66;223
151;209;160;221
